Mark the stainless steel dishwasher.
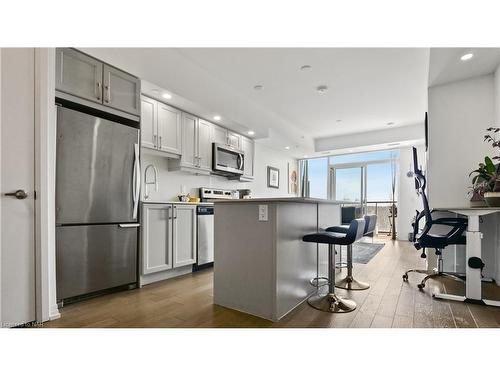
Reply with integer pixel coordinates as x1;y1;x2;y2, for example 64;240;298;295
194;205;214;271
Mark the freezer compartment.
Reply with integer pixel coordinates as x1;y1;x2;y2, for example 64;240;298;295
56;106;140;224
56;224;138;300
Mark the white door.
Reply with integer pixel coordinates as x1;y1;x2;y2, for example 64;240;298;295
141;204;173;274
157;102;182;155
0;48;36;326
140;96;157;150
197;119;212;171
172;205;196;267
181;112;197;167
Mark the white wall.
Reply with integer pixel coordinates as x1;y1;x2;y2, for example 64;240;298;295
141;141;297;202
427;73;497;278
396;145;425;240
427;74;495;208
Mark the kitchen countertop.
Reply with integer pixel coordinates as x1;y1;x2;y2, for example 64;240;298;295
212;197;345;204
141;200;213;205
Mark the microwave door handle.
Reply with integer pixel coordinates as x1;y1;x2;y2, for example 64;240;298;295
237;153;243;170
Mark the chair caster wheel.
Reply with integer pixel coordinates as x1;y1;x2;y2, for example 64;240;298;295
417;283;424;290
402;274;408;281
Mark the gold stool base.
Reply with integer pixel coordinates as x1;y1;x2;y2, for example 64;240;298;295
335;276;370;291
307;292;357;313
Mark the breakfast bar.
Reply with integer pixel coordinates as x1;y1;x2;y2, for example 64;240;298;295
213;198;342;321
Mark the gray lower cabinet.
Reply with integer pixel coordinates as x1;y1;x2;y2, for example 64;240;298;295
56;48;140;116
172;205;197;267
141;204;196;277
55;48;103;104
141;204;173;274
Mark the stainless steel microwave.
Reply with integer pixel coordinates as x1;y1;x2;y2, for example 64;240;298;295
212;143;245;176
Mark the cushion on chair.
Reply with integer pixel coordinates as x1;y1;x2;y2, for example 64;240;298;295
325;224;349;233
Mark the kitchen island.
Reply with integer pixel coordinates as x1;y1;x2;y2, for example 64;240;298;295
213;198;342;321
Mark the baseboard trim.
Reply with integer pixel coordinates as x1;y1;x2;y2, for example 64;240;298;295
49;304;61;321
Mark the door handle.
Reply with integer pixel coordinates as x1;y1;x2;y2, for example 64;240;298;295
4;190;28;199
105;84;111;103
119;223;140;228
96;81;102;101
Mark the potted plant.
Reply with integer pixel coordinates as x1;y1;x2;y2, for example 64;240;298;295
469;127;500;207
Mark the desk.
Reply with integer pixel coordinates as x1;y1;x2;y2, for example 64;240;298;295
434;207;500;307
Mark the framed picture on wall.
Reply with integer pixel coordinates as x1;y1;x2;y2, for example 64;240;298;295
267;166;280;189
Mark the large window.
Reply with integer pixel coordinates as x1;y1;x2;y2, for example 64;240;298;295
307;158;328;199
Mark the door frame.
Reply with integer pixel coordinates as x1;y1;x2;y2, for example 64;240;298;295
0;48;59;325
34;48;60;322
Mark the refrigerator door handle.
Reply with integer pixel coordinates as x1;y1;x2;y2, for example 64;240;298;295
132;143;141;220
118;223;140;228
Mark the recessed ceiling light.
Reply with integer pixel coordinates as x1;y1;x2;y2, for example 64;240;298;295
300;65;312;71
247;130;255;136
213;115;221;121
316;85;328;94
460;53;474;61
303;155;309;158
336;119;342;122
162;93;172;99
285;146;290;150
387;122;395;126
348;149;354;153
254;85;264;90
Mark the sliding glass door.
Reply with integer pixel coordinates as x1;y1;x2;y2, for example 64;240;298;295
330;165;366;211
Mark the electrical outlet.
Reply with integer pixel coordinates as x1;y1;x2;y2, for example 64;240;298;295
258;205;268;221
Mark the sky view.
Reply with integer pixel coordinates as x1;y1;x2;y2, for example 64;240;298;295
307;150;399;201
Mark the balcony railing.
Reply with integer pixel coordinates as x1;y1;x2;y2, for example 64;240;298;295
340;200;397;234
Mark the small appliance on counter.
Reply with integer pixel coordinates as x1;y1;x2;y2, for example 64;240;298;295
199;187;239;202
238;189;252;199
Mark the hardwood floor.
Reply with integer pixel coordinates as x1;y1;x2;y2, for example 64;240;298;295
42;238;500;328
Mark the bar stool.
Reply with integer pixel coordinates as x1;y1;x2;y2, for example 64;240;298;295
302;218;365;313
326;215;376;291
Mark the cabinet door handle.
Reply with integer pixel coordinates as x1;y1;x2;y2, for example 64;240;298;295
105;84;111;103
96;81;101;101
159;136;162;150
153;135;157;148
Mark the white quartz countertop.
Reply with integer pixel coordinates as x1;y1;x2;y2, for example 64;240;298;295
212;197;344;204
141;200;213;205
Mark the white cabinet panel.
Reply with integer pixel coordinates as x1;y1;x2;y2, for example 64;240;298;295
141;96;156;150
197;119;213;171
158;102;182;155
141;204;173;274
241;136;254;179
55;48;103;104
181;112;198;167
211;124;228;145
173;205;197;267
103;64;141;116
227;131;241;149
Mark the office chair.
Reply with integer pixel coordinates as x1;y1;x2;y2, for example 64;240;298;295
402;147;469;290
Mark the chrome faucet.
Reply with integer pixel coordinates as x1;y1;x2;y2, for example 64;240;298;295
144;164;158;199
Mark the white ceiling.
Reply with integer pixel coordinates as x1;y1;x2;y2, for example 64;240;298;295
82;48;429;156
429;48;500;87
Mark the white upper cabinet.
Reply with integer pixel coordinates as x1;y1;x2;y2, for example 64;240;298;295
140;96;157;150
211;124;228;145
241;136;255;179
103;65;141;116
140;95;182;156
172;205;197;268
55;48;103;104
197;119;213;171
181;112;198;167
227;131;241;149
157;102;182;155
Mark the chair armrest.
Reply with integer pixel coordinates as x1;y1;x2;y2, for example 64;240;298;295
431;217;468;226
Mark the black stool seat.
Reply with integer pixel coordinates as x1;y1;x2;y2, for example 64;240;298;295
326;224;349;234
303;231;348;245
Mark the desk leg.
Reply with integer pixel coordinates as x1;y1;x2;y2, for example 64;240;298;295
465;215;482;302
434;214;486;305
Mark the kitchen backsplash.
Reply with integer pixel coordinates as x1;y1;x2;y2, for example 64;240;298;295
141;142;297;202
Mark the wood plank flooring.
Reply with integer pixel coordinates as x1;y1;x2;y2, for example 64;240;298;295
42;238;500;328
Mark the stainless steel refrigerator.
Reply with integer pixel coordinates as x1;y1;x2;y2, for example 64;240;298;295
56;106;141;301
